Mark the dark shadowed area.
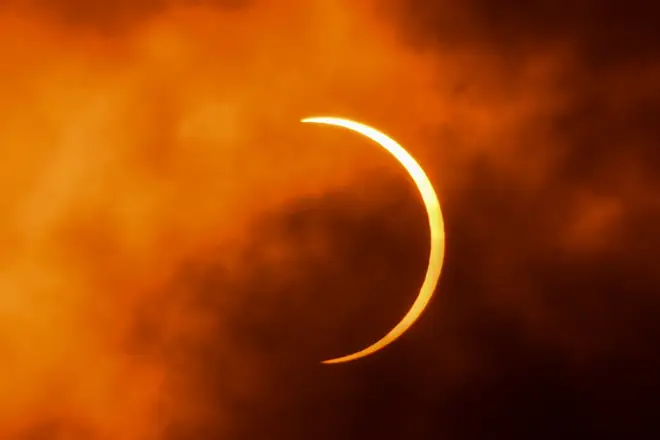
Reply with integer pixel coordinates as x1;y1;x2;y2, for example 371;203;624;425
0;0;659;439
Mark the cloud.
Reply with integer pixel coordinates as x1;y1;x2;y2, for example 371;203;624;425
0;1;449;438
1;1;659;439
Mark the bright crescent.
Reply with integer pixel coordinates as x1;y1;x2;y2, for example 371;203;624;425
301;116;446;364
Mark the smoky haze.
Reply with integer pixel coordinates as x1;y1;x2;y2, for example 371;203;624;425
1;1;659;439
0;1;444;438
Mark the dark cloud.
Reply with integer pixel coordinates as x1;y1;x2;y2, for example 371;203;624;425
399;0;660;62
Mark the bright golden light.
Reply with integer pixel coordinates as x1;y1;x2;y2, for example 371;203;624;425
301;117;446;364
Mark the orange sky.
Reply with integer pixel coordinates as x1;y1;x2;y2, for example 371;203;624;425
1;1;659;439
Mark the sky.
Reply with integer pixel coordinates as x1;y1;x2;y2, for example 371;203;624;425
0;1;658;439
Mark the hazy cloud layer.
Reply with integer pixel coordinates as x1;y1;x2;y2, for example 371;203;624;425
0;1;658;439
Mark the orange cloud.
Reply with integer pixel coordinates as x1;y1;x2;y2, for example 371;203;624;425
2;1;659;438
0;1;448;437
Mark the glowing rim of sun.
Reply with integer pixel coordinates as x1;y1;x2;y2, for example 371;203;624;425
301;116;446;364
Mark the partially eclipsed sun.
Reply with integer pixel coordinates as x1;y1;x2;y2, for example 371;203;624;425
301;117;446;364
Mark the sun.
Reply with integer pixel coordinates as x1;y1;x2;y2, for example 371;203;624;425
301;116;446;364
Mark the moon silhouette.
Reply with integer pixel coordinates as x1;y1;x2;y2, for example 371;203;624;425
301;117;446;364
